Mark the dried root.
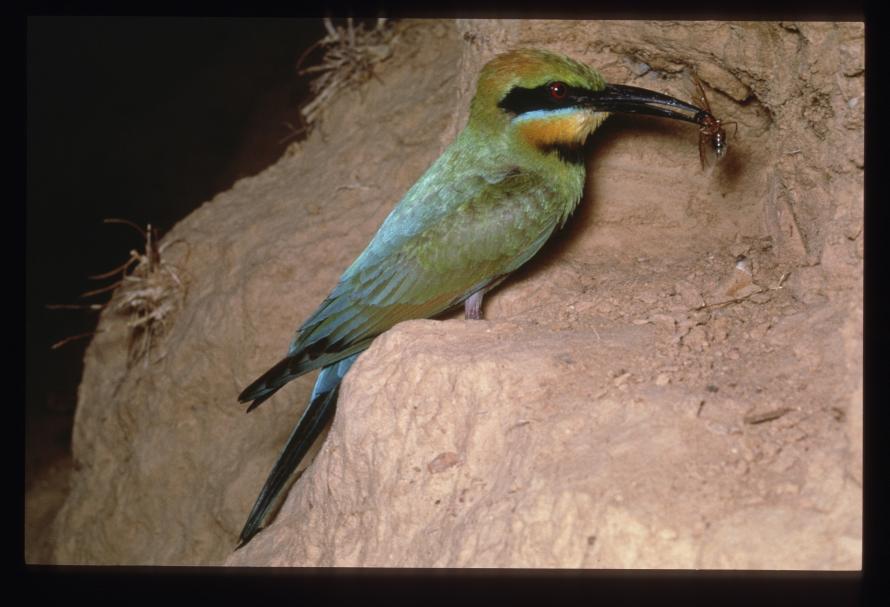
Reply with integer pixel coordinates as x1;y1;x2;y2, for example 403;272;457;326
295;18;396;131
48;219;188;367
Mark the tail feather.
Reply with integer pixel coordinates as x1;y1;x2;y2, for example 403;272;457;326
235;354;358;549
235;387;338;549
238;342;372;413
243;387;281;413
238;356;296;405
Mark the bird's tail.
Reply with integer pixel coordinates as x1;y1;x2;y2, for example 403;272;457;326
235;354;358;549
238;356;300;413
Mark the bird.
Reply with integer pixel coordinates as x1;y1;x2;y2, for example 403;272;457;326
236;48;713;548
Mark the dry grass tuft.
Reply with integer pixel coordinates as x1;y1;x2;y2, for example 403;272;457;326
295;18;396;130
48;219;188;367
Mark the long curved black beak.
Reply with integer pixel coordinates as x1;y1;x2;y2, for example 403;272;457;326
582;83;706;125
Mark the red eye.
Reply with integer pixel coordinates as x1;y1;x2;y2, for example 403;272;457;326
549;81;567;100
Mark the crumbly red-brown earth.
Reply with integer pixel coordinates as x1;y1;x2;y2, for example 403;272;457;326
30;20;862;567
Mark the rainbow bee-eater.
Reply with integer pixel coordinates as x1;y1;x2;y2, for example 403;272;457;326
236;48;717;548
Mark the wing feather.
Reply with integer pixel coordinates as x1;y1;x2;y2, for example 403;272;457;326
293;170;564;355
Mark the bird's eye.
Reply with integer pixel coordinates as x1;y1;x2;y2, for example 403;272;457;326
548;82;568;100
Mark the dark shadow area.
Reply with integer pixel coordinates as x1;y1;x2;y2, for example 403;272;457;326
501;112;703;292
26;17;326;493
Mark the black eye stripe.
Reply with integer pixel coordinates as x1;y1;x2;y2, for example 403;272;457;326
498;82;587;116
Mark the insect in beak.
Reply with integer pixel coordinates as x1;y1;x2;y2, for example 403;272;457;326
689;73;737;169
582;79;737;170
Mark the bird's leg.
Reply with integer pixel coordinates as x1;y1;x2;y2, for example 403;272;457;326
465;275;508;320
464;290;485;320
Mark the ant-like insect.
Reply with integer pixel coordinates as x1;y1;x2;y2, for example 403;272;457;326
690;73;737;169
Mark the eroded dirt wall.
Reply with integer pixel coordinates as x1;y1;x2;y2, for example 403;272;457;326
42;20;862;568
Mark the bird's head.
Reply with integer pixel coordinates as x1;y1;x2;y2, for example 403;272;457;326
469;49;705;157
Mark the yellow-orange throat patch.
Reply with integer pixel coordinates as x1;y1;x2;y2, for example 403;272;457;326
515;109;608;149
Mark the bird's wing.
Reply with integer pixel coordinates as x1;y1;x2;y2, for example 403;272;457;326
239;165;567;404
